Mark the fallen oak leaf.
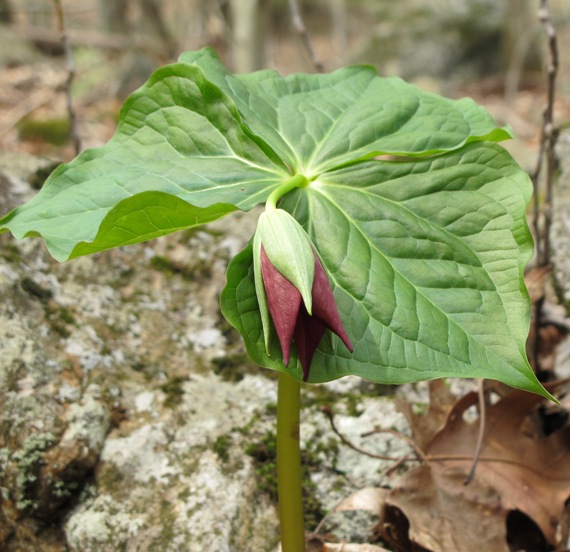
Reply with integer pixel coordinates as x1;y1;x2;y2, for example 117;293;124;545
428;385;570;546
382;463;508;552
382;383;570;552
334;488;390;514
395;379;458;451
324;545;392;552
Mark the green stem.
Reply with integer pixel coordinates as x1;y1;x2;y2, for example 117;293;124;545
276;371;306;552
266;173;309;211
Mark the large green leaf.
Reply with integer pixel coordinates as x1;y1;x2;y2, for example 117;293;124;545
180;48;512;174
221;142;550;399
0;47;547;397
0;48;509;261
0;60;288;261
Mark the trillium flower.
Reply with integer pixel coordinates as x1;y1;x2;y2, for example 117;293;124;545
253;209;353;380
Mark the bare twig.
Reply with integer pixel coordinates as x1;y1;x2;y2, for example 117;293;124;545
323;405;561;478
361;427;427;463
530;0;560;372
53;0;81;154
287;0;324;72
464;379;486;485
532;0;560;266
321;406;420;464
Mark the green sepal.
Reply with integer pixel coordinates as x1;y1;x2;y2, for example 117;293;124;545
253;229;272;353
256;209;315;315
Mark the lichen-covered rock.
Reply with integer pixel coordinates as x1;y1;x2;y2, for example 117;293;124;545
63;373;279;551
0;184;111;546
0;153;416;551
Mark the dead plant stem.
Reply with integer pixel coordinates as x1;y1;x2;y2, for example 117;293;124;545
464;379;486;484
53;0;81;155
361;426;427;462
530;0;559;371
287;0;324;72
322;406;419;464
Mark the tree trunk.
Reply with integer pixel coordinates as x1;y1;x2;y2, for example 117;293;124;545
0;0;12;24
503;0;542;72
98;0;130;34
503;0;542;98
230;0;268;72
330;0;347;65
140;0;178;59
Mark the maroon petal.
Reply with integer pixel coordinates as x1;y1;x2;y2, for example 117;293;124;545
311;253;353;353
260;246;302;366
294;307;326;381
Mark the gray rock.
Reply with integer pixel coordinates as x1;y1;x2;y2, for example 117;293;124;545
320;510;381;544
0;154;417;551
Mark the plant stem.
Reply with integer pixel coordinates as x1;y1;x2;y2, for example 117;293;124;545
266;174;309;211
276;371;306;552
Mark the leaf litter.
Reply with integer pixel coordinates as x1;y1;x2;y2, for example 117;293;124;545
313;380;567;551
377;380;570;552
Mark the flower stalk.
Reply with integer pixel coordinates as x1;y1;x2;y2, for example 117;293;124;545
259;175;353;552
276;371;305;552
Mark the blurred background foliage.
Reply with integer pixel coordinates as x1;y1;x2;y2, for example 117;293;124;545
0;0;569;165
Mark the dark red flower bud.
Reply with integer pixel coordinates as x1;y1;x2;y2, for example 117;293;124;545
261;246;353;381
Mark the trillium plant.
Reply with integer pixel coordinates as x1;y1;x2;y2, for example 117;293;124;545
0;48;553;550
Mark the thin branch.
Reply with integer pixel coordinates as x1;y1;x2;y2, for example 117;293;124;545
384;455;409;478
537;0;560;268
361;427;427;463
464;379;486;485
323;405;562;479
53;0;81;155
15;25;164;52
531;0;560;266
0;86;61;133
321;406;420;464
529;0;560;373
427;453;570;476
287;0;324;72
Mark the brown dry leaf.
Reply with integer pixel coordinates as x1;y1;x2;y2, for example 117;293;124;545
395;380;457;451
524;265;551;304
324;544;392;552
382;385;570;552
335;488;389;514
383;464;508;552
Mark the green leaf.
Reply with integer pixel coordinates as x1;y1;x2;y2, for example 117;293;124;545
221;142;551;400
1;47;509;261
70;192;236;259
0;59;288;261
222;241;288;373
0;47;546;397
180;48;511;174
252;229;272;352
